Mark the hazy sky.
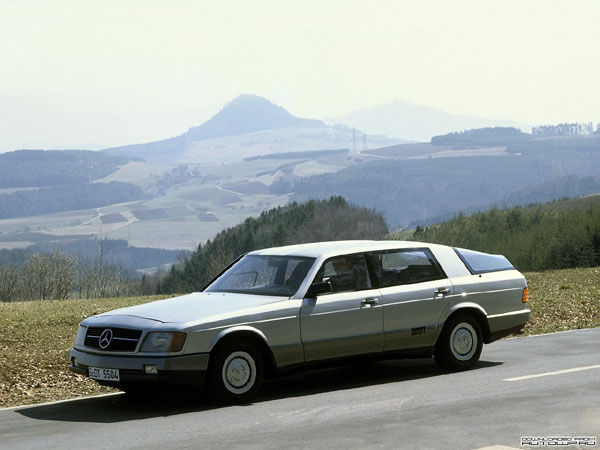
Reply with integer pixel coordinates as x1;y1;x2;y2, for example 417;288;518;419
1;0;599;151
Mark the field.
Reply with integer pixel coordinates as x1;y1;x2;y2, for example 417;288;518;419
0;295;170;408
0;158;293;252
522;267;600;334
1;266;599;408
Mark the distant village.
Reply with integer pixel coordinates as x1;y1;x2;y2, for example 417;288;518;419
532;122;599;136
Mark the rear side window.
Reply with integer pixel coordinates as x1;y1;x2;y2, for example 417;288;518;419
366;248;445;287
453;248;514;274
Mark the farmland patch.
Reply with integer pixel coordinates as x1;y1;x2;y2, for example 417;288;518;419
221;181;269;195
100;213;127;224
131;208;169;220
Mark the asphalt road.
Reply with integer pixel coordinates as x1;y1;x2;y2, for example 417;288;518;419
1;328;599;450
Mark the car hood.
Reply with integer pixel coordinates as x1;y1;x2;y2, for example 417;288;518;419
94;291;287;325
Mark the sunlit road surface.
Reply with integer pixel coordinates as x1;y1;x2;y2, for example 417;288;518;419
1;328;599;450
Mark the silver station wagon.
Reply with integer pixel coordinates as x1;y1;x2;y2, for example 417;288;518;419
69;240;530;401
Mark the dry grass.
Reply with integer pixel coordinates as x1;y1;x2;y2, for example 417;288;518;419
1;266;599;408
522;267;600;335
0;295;169;408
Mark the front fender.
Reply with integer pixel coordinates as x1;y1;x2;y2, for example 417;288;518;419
208;325;269;351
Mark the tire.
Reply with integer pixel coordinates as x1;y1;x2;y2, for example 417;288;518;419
208;340;263;403
434;314;483;371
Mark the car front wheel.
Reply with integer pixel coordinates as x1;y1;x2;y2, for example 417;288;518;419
208;341;263;403
434;314;483;371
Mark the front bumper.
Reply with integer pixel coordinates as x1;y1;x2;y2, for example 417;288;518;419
69;348;210;387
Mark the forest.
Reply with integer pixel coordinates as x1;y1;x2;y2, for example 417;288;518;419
411;198;600;272
244;148;348;161
275;134;600;226
0;239;182;271
0;150;129;188
158;196;388;293
0;181;144;219
0;149;140;219
430;127;531;147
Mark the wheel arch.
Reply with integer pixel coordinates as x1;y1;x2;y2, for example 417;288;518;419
209;326;277;377
439;303;491;344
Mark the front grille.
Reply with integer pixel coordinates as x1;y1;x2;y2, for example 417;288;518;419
84;327;142;352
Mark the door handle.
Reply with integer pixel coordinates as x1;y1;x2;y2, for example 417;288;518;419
435;287;450;298
361;297;380;306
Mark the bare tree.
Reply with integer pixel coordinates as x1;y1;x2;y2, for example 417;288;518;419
22;251;77;300
77;251;140;299
50;250;76;299
0;265;19;302
26;253;53;300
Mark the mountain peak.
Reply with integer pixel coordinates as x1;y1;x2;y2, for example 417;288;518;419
186;94;324;140
103;94;329;161
225;93;274;106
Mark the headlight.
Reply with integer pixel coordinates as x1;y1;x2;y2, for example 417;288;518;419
140;332;186;353
74;325;87;345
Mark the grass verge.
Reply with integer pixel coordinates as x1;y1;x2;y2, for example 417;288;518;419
1;266;599;408
0;295;169;408
522;267;600;334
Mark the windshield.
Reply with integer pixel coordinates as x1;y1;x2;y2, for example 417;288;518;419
205;254;316;296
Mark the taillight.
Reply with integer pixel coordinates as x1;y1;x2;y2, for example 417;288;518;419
522;288;529;303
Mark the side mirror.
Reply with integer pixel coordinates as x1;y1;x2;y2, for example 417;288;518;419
305;281;332;298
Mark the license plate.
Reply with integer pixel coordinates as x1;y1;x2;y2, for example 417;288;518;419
88;367;120;382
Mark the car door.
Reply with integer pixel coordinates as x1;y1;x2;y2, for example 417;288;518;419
300;252;384;362
366;248;452;351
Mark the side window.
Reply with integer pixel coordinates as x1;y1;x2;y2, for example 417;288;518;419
314;253;372;293
367;248;445;287
453;247;514;274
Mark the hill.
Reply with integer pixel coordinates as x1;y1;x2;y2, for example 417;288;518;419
0;150;142;220
431;127;531;148
279;134;600;226
159;197;388;293
326;99;530;142
103;95;362;162
185;94;324;140
409;195;600;272
0;150;129;188
0;239;182;272
3;127;600;257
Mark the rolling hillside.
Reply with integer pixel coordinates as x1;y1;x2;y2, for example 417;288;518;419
104;95;402;163
159;196;388;293
284;134;600;226
408;194;600;272
326;99;531;142
2;93;600;276
0;150;129;188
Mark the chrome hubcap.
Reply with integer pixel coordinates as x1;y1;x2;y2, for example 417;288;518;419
450;322;477;361
222;351;256;394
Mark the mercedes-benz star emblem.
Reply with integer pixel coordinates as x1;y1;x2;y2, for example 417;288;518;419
99;329;113;349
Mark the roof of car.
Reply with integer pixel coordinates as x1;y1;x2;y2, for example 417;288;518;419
249;240;449;259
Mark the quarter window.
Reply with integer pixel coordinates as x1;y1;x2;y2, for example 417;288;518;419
453;247;514;274
367;248;445;287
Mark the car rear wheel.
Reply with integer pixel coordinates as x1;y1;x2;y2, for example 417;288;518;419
208;341;263;403
434;314;483;371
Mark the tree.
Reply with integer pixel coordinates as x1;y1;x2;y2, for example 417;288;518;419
0;265;19;302
159;197;389;293
26;253;53;300
50;250;76;299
